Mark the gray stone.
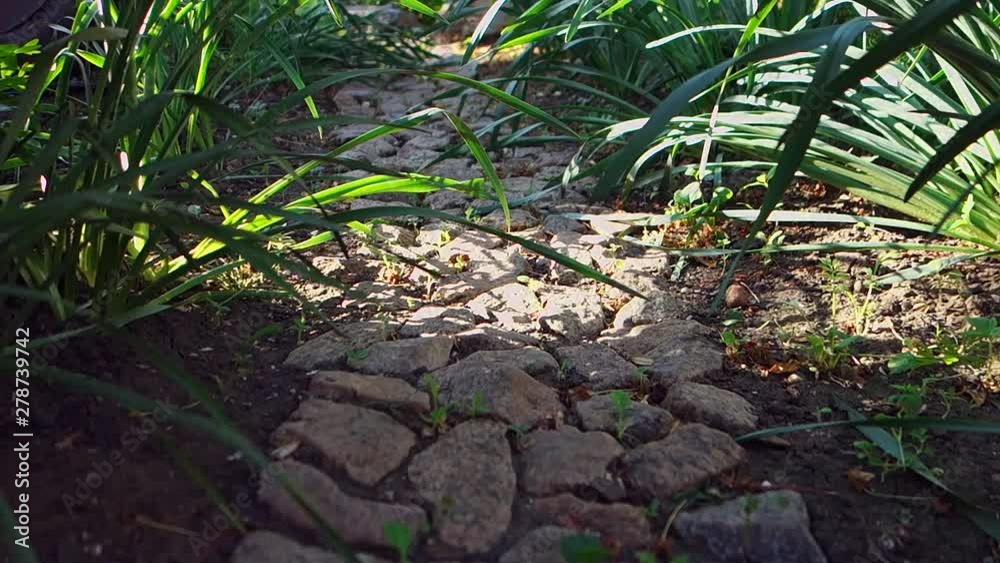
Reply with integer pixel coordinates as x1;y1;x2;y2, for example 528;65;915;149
497;527;579;563
612;291;686;329
408;420;516;553
665;382;758;435
542;214;583;235
438;230;503;259
271;400;416;486
599;320;723;386
453;326;541;354
598;269;660;304
258;460;425;549
546;231;595;285
284;320;399;371
424;158;480;181
440;347;559;380
425;189;471;210
229;530;388;563
309;371;430;414
555;344;637;390
674;491;828;563
538;286;605;341
481;208;538;231
520;426;624;496
400;306;477;337
434;247;528;303
531;493;653;549
466;282;541;331
624;423;745;500
575;395;674;443
437;364;563;427
342;281;421;313
347;336;453;376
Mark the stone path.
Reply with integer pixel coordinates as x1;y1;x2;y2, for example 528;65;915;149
228;55;828;563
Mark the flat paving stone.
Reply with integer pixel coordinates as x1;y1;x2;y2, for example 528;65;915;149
284;320;399;371
520;426;624;496
531;493;653;549
399;306;477;338
347;336;453;376
555;344;637;390
258;460;425;549
453;326;541;354
665;382;758;435
675;491;828;563
538;286;606;342
599;320;723;387
497;526;579;563
308;371;429;414
436;364;563;427
624;423;745;500
575;394;674;444
271;400;416;486
408;420;516;553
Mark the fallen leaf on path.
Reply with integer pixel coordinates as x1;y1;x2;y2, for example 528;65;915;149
847;466;875;493
767;360;801;375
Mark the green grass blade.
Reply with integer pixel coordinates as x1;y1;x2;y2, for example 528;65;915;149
905;98;1000;201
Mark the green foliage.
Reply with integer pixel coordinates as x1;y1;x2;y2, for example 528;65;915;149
889;317;999;374
383;521;414;563
854;378;941;479
559;534;611;563
608;389;633;440
805;327;863;375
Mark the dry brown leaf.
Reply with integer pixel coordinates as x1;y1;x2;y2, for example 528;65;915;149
846;466;875;493
767;360;802;375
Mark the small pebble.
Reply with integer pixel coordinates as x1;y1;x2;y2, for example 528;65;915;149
725;284;753;308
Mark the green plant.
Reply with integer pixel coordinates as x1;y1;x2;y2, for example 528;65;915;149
382;521;414;563
815;406;834;422
609;390;633;440
486;0;1000;291
890;317;1000;374
466;391;489;417
560;534;611;563
818;256;886;335
854;379;941;479
347;348;370;364
558;359;574;381
721;329;748;356
805;327;864;375
421;373;451;432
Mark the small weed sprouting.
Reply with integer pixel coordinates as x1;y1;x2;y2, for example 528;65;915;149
815;406;834;422
382;521;413;563
559;360;574;381
721;329;748;356
818;256;887;335
467;391;489;417
805;327;863;376
347;348;370;364
609;390;633;440
421;374;450;433
889;317;1000;375
854;378;943;479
